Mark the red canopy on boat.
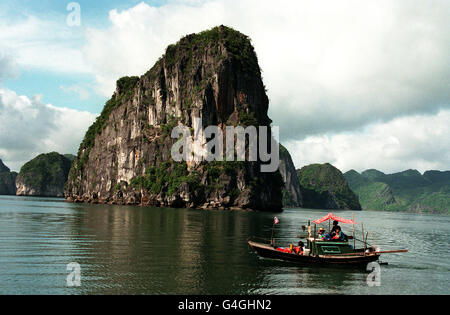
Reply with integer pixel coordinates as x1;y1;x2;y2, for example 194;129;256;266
312;213;356;225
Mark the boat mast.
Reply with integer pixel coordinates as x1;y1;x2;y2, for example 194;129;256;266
362;223;366;251
365;232;369;250
352;212;356;249
313;224;317;255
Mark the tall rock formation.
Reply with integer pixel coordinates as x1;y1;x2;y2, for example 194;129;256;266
279;144;303;207
16;152;72;197
297;163;361;210
65;26;283;211
0;159;17;195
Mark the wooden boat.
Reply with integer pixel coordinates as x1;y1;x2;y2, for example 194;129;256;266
248;213;407;266
248;240;381;265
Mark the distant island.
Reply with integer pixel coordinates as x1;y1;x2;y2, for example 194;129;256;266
344;169;449;214
278;162;448;214
278;149;361;210
0;153;74;197
16;152;72;197
296;163;362;210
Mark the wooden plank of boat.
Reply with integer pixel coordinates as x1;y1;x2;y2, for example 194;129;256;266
319;253;377;259
319;249;407;258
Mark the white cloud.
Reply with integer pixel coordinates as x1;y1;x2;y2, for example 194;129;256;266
60;84;91;100
0;14;91;74
0;88;97;171
284;109;450;174
0;54;19;82
82;0;449;136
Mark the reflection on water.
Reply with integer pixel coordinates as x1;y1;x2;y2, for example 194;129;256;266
0;196;448;295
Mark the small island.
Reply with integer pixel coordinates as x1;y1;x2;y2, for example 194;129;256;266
15;152;72;197
296;163;362;210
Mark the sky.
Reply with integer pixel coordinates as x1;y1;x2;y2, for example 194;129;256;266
0;0;449;173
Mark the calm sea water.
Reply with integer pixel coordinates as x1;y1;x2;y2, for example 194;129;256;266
0;195;448;295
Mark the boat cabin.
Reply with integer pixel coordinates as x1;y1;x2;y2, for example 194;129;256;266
307;239;354;256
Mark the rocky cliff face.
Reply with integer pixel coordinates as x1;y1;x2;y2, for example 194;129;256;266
0;159;17;195
297;163;361;210
16;152;72;197
65;26;283;211
279;144;303;207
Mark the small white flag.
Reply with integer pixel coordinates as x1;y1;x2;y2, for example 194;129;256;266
274;217;279;225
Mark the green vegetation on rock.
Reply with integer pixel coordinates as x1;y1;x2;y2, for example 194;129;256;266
281;189;296;207
63;154;76;162
296;163;361;210
76;76;140;170
130;160;246;197
130;161;201;196
163;25;260;76
344;169;450;214
17;152;72;196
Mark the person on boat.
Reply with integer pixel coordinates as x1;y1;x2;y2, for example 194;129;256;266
317;228;326;240
276;246;292;253
326;220;346;241
330;220;341;234
332;227;347;241
294;241;304;255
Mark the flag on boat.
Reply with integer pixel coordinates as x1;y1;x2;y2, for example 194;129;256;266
274;217;279;225
312;212;356;225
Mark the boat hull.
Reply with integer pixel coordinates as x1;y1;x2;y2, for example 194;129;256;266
248;240;379;266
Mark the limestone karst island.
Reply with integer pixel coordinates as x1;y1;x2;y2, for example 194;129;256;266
65;26;284;211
